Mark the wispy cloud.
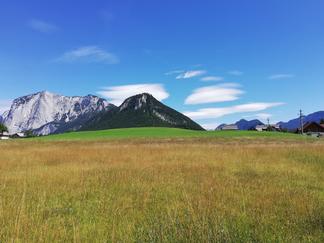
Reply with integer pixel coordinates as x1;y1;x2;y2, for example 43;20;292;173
176;70;207;79
185;83;244;105
0;100;12;115
268;74;294;80
243;113;272;121
201;76;224;82
56;46;119;64
228;70;243;76
97;83;169;105
184;102;284;120
143;49;153;56
165;70;184;75
28;19;58;34
99;10;114;23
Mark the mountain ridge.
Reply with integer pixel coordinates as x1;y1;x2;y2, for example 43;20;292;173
235;119;264;130
216;119;264;130
80;93;204;131
278;111;324;130
1;91;115;135
1;91;203;135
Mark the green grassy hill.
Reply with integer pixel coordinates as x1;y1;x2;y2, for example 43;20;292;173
36;127;306;141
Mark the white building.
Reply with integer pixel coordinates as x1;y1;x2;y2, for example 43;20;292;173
255;124;281;132
0;131;10;140
221;124;239;131
255;125;268;132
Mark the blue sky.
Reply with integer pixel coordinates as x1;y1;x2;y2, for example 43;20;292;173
1;0;324;128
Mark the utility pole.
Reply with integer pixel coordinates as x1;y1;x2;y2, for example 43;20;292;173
267;118;271;131
299;109;304;135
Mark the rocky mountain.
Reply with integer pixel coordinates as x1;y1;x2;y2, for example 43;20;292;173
1;91;203;135
80;93;204;131
278;111;324;131
215;123;226;130
235;119;264;130
216;119;264;130
1;91;115;135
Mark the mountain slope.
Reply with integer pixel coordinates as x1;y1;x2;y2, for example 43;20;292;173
216;119;264;130
215;124;227;130
235;119;264;130
2;91;115;135
279;111;324;130
81;93;204;131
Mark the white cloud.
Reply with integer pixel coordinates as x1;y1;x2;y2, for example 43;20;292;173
228;70;243;76
243;113;272;121
201;122;220;130
201;76;224;82
97;83;169;105
56;46;119;64
0;100;12;115
268;74;294;80
255;113;272;120
184;102;284;120
28;19;58;34
185;83;244;105
176;70;207;79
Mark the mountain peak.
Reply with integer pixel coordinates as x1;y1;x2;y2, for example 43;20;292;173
237;119;248;122
119;93;156;111
125;92;154;102
2;91;113;134
39;90;52;95
81;93;204;131
3;91;204;135
235;119;264;130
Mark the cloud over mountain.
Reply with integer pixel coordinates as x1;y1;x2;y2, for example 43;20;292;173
185;83;244;105
184;102;284;120
176;70;206;79
97;83;169;105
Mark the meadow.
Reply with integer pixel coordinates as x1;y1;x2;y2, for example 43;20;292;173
38;127;308;140
0;128;323;242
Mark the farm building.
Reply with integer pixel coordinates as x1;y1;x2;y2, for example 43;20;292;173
221;124;239;131
0;131;10;140
255;125;268;131
10;132;27;138
303;122;324;133
255;124;281;132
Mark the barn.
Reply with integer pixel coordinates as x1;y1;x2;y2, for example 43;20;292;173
303;122;324;133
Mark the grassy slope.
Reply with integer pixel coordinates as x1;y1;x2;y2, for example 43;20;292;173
37;127;307;141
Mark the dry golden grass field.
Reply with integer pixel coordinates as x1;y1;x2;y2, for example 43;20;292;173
0;136;324;242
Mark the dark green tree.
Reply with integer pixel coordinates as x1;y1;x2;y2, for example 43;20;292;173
320;119;324;125
0;123;8;133
24;129;35;138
